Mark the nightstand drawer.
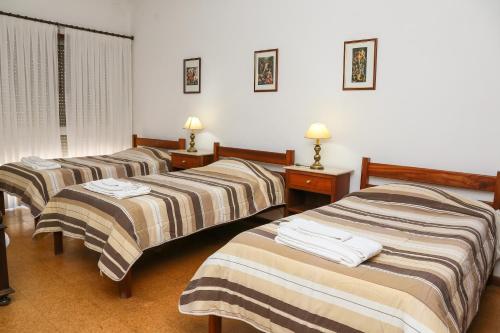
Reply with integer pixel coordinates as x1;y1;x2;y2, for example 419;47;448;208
288;172;332;194
172;154;203;169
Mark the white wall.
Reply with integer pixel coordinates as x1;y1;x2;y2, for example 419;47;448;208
132;0;500;196
0;0;132;35
132;0;500;275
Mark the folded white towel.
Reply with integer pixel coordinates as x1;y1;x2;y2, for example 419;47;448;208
90;178;138;192
21;156;61;170
286;218;352;241
341;235;383;261
82;178;151;199
276;222;382;267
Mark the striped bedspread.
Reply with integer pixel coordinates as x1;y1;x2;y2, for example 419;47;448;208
179;184;498;333
34;158;284;281
0;147;171;217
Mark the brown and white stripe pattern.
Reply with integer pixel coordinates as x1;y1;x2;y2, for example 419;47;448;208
179;183;497;333
0;147;172;217
34;158;284;281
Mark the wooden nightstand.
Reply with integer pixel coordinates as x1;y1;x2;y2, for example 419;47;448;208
284;165;352;216
171;150;214;170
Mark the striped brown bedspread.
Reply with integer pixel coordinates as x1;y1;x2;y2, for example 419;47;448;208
34;158;284;281
0;147;171;217
179;184;499;333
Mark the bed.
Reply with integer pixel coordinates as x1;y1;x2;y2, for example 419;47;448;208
179;157;500;333
0;135;185;218
33;143;295;298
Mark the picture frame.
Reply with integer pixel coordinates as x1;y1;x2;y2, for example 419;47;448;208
183;57;201;94
254;49;278;92
343;38;378;90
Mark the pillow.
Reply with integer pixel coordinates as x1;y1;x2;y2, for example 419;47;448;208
141;146;171;159
207;158;284;184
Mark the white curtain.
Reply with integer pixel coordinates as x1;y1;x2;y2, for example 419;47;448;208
0;16;61;208
64;28;132;157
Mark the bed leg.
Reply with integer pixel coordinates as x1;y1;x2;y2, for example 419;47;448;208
118;270;132;299
0;191;5;216
208;315;221;333
53;232;63;255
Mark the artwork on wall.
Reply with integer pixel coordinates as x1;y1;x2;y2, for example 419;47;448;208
254;49;278;92
183;57;201;93
343;38;377;90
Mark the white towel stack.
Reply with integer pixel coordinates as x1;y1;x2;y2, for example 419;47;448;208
82;178;151;199
21;156;61;170
275;218;382;267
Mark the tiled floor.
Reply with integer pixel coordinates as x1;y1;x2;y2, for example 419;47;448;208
1;208;499;332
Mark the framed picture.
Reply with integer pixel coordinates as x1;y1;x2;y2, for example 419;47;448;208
183;57;201;93
343;38;377;90
254;49;278;92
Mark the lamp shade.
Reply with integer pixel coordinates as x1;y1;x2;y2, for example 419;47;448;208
183;116;204;130
305;123;331;139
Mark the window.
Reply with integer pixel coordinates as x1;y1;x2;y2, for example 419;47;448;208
57;33;68;157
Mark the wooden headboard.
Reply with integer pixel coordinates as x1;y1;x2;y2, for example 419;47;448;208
132;134;186;150
360;157;500;209
213;142;294;166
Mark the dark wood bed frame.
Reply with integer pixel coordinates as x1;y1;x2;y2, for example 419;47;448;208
132;134;186;150
213;142;295;171
53;142;294;299
360;157;500;209
207;156;500;333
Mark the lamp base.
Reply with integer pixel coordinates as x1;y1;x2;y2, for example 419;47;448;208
309;162;324;170
187;132;197;152
310;141;324;170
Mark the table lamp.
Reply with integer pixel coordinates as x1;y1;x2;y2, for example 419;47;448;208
183;116;204;152
305;123;331;170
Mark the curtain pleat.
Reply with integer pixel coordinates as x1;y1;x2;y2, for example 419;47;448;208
64;29;132;157
0;16;61;209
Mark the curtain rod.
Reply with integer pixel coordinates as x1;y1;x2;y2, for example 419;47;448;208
0;10;134;40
